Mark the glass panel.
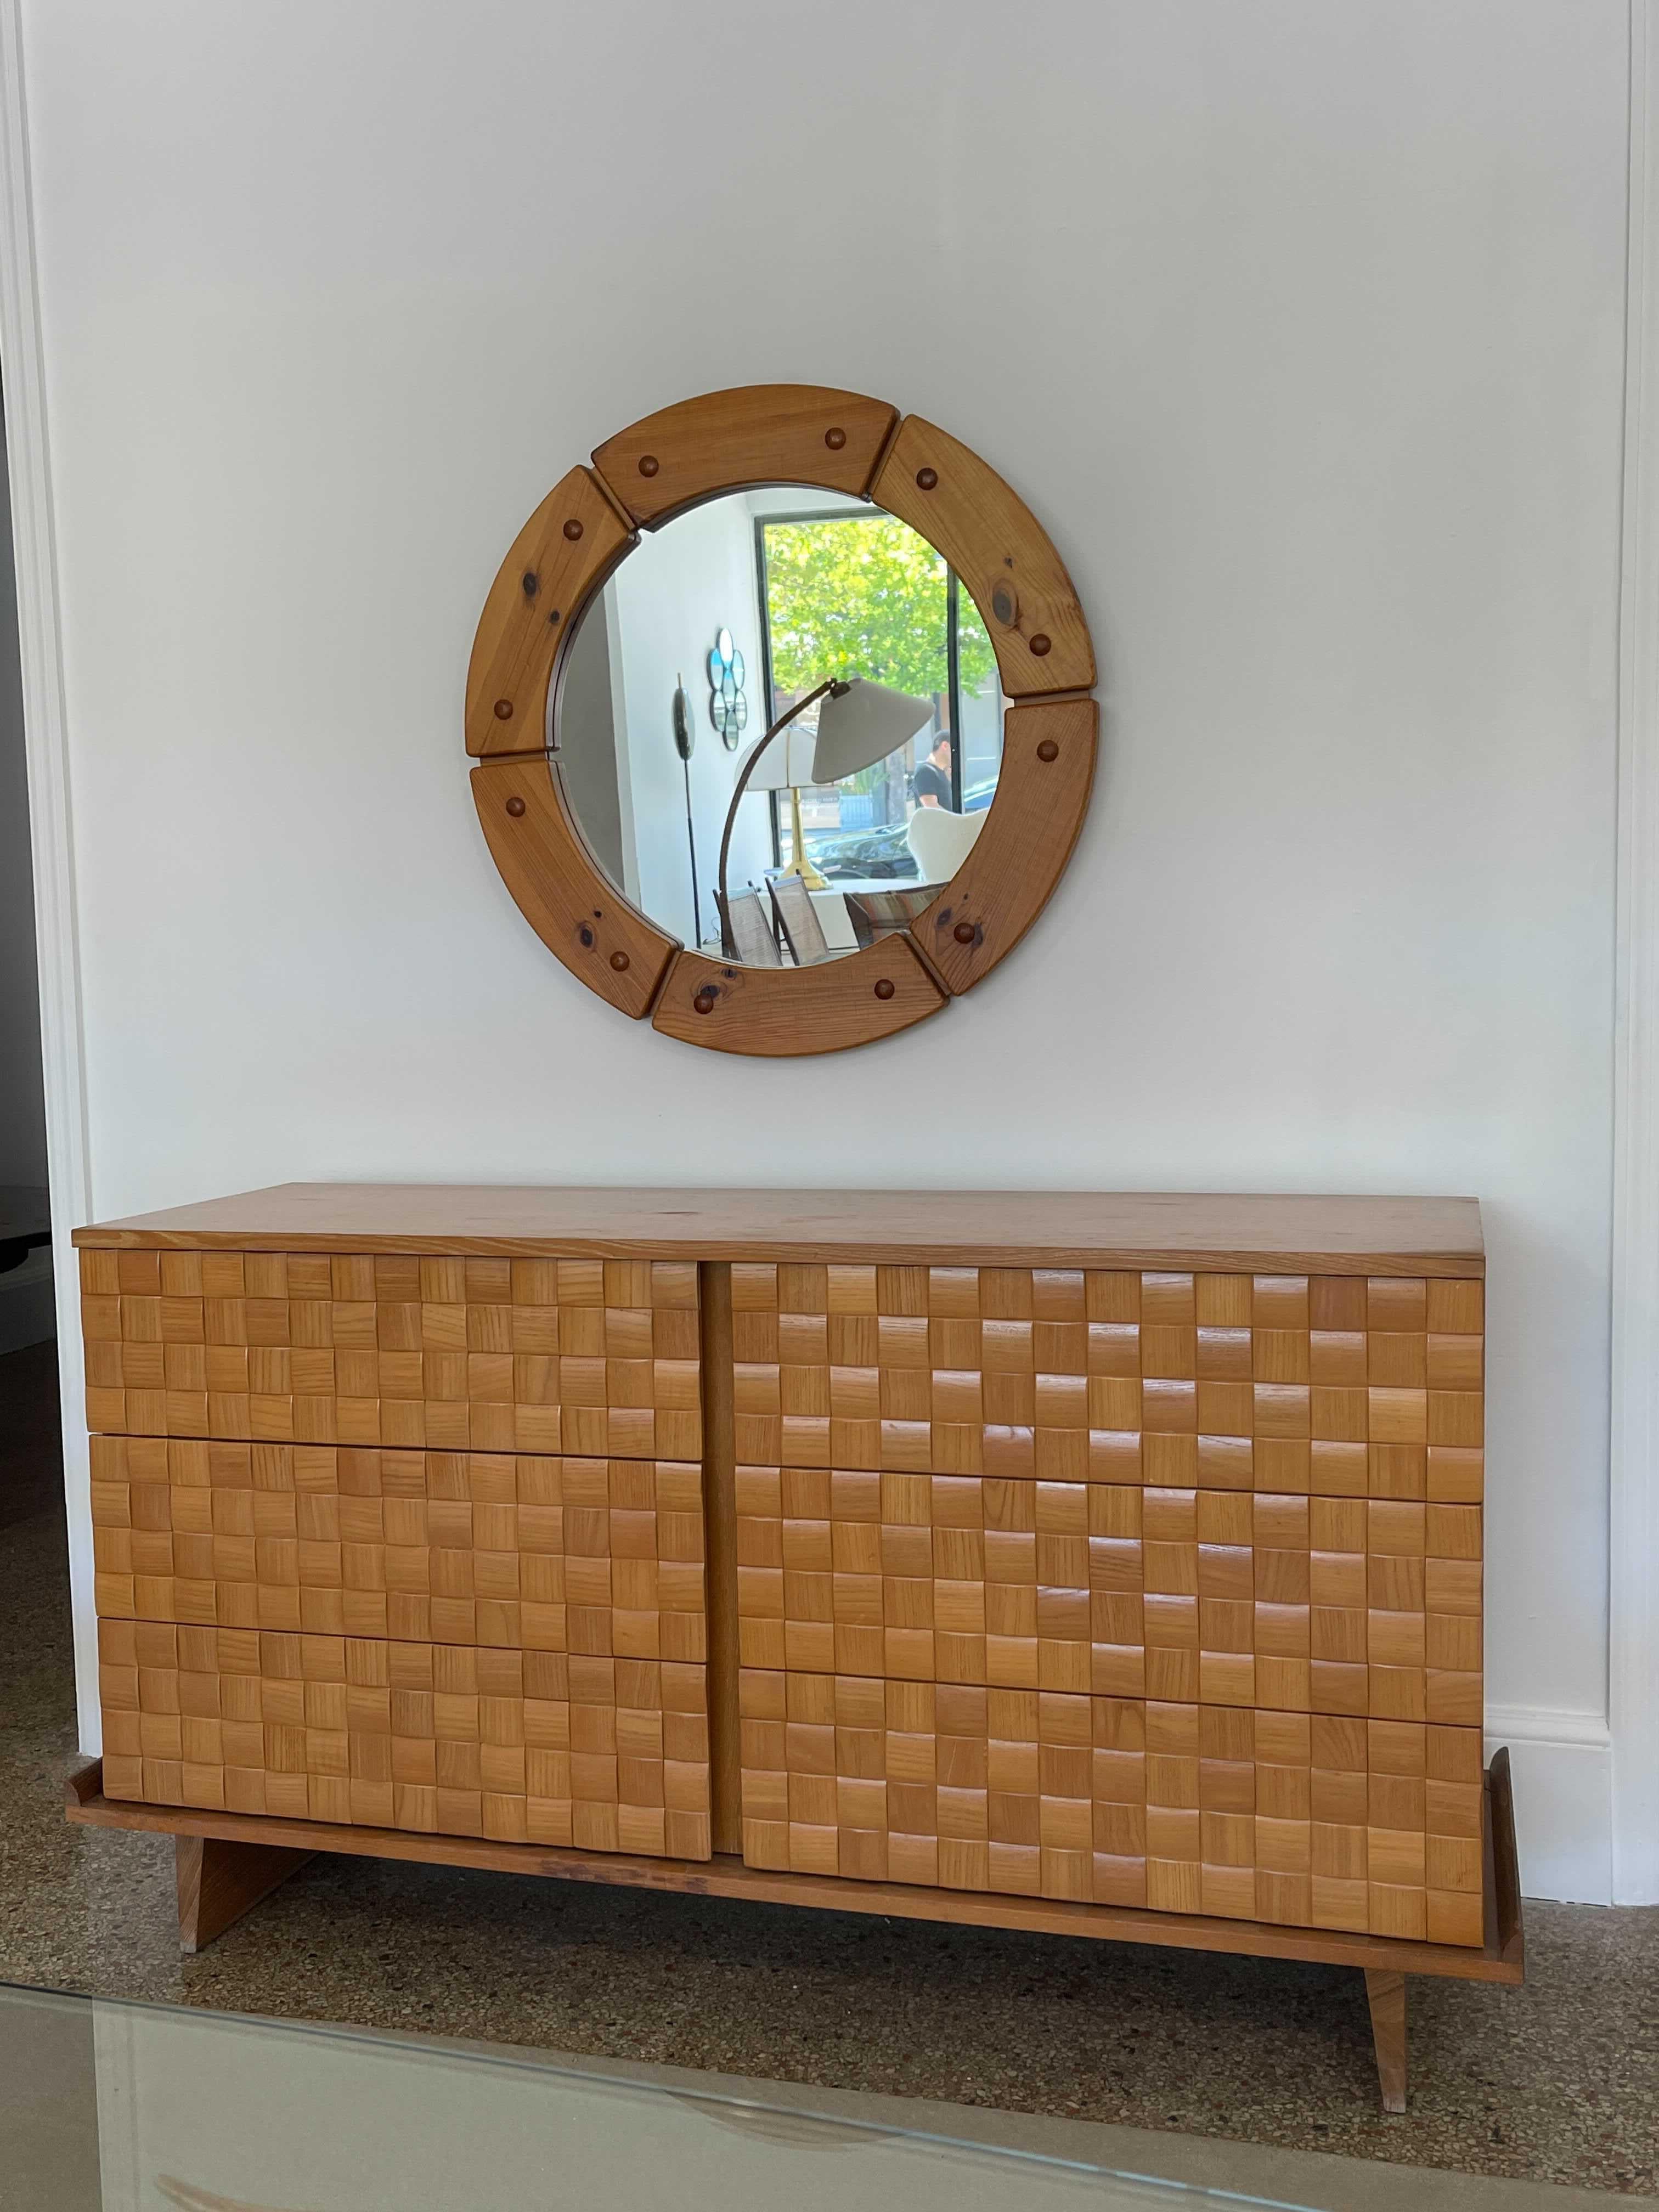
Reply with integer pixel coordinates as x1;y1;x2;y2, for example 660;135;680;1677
0;1981;1325;2210
554;488;1005;963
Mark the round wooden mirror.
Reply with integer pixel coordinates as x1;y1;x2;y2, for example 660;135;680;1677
466;384;1098;1056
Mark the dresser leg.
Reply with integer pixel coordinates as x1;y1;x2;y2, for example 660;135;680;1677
176;1835;315;1954
1364;1968;1408;2112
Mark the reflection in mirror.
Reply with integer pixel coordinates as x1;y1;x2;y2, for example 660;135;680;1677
554;488;1007;963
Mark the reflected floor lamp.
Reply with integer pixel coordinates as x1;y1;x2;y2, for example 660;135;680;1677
715;677;935;958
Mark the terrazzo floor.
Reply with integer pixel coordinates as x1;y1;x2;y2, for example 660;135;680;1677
3;1341;1656;2198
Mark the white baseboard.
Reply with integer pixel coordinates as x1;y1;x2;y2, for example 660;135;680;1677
1485;1703;1613;1905
0;1245;53;1353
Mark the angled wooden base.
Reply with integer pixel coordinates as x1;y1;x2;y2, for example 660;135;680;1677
69;1750;1522;2107
176;1833;316;1955
1364;1968;1408;2113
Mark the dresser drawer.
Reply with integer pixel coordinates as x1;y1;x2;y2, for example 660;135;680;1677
730;1264;1482;1483
89;1438;706;1657
733;1465;1481;1728
80;1251;701;1457
738;1667;1484;1945
98;1620;710;1858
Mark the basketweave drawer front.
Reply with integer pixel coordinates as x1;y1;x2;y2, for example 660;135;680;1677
98;1619;710;1860
730;1264;1483;1486
737;1667;1485;1946
733;1466;1481;1729
80;1251;701;1458
89;1440;706;1659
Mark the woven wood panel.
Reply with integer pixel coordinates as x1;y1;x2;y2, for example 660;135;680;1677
80;1251;700;1457
738;1669;1485;1945
730;1265;1483;1482
734;1468;1480;1727
89;1439;705;1655
99;1618;710;1858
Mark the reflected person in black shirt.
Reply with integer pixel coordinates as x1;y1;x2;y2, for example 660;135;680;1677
911;732;954;810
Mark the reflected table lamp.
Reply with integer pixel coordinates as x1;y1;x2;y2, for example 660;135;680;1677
716;677;934;958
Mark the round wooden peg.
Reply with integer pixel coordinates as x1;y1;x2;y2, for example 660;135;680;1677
1029;633;1052;656
493;699;514;720
873;978;896;1000
505;795;526;817
563;518;584;540
610;950;630;972
824;427;847;450
1037;738;1059;762
639;455;661;477
954;921;976;944
916;467;938;490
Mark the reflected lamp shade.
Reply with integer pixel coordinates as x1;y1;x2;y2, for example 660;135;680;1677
732;721;817;791
810;679;936;783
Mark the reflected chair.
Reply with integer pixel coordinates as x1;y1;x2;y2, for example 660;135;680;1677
726;888;783;967
905;804;986;883
767;874;836;966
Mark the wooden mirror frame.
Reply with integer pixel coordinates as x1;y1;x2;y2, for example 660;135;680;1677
466;385;1098;1057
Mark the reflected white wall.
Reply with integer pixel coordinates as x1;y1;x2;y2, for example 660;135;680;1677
606;498;772;949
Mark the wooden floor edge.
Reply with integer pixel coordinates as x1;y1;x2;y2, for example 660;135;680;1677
64;1756;1523;1985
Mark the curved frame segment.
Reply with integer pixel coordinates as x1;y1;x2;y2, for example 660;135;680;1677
464;385;1099;1053
471;757;677;1018
466;466;636;760
652;936;946;1058
909;698;1099;994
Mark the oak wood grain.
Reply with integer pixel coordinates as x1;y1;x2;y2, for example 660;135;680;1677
590;385;898;527
176;1831;315;1954
651;938;947;1058
64;1755;1522;1984
74;1188;1486;1274
1489;1745;1520;1955
98;1620;712;1860
472;757;678;1018
872;416;1094;699
1364;1967;1408;2113
466;467;634;759
699;1262;742;1852
910;698;1098;993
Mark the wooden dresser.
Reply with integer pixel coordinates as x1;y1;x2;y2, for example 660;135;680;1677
66;1186;1521;2109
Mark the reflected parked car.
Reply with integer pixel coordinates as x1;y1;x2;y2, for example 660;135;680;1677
807;821;916;879
804;777;998;879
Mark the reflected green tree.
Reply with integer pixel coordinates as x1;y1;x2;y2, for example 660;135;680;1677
763;516;997;707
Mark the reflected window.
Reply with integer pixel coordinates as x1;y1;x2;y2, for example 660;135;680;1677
755;510;1002;881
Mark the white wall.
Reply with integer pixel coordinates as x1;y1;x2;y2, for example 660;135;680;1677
15;0;1628;1897
0;397;52;1351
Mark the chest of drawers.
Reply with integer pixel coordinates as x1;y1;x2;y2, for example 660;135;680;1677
67;1186;1521;2109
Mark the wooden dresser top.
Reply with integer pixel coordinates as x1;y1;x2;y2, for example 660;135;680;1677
74;1186;1485;1276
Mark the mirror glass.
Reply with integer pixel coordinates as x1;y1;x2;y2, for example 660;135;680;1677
553;488;1008;964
